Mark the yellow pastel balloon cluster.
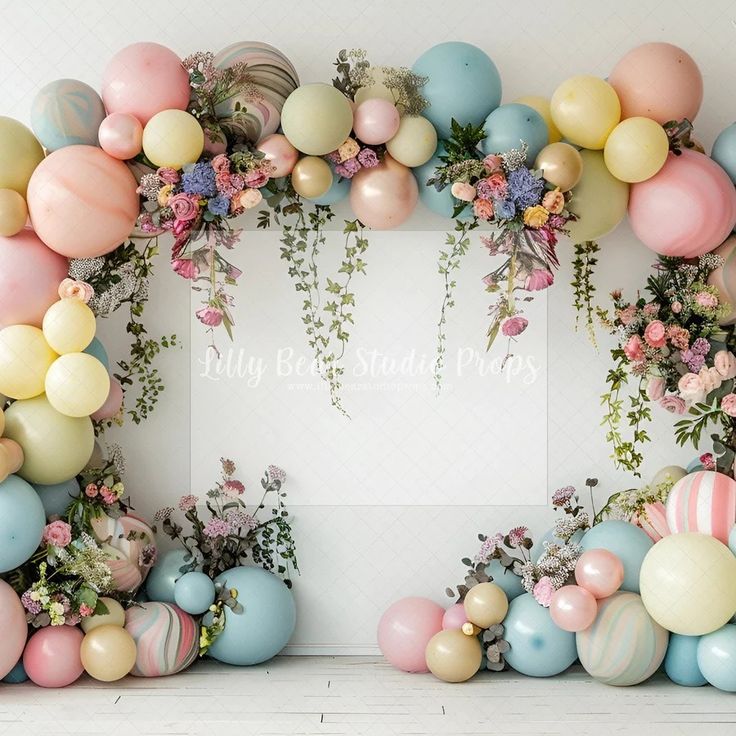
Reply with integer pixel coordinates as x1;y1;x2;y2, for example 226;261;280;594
81;611;137;682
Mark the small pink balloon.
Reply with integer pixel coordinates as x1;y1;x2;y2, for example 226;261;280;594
102;42;190;125
353;99;400;145
98;113;143;160
575;549;625;599
0;228;69;328
257;134;299;178
441;603;469;630
23;626;84;688
549;585;598;633
377;597;444;673
0;438;24;473
91;377;123;421
629;149;736;258
0;579;27;679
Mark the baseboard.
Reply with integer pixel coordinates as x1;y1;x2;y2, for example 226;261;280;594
283;643;382;656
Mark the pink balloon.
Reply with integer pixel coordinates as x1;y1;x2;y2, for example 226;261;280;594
575;549;624;599
257;134;299;178
609;43;703;124
377;597;444;673
549;585;598;633
0;579;27;679
98;112;143;160
441;603;468;630
353;99;400;145
27;145;139;258
102;42;190;125
23;626;84;688
90;377;123;421
349;155;418;230
0;228;69;328
629;149;736;258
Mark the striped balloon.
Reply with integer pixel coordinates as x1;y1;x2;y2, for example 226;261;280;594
665;471;736;544
631;501;671;542
576;592;669;686
707;235;736;325
125;602;198;677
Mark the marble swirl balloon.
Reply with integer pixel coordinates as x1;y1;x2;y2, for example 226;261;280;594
213;41;300;143
576;591;669;686
124;602;198;677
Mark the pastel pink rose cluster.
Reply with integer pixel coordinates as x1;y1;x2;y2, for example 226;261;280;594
673;350;736;408
58;278;94;303
42;520;72;548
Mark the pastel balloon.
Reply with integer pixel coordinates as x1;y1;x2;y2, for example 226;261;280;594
575;549;625;599
83;337;110;370
291;156;333;199
31;79;106;152
514;95;562;143
609;42;703;124
577;592;668;686
125;602;198;677
81;624;137;682
413;144;466;219
43;297;96;354
0;579;28;679
549;585;598;632
712;123;736;185
628;149;736;258
631;501;671;542
2;660;28;683
486;559;525;600
707;236;736;325
697;624;736;692
665;634;707;687
385;115;438;168
730;525;736;556
27;145;139;258
0;438;24;476
23;626;84;688
481;103;548;164
350;155;418;229
604;117;669;183
463;582;508;628
0;116;45;196
0;324;58;399
81;597;126;633
0;229;69;329
32;478;80;519
45;352;110;417
651;464;688;487
310;174;350;206
565;150;629;241
142;110;204;169
280;84;353;155
412;42;502;139
353;99;400;145
102;42;190;125
98;112;143;160
378;596;444;673
256;133;299;177
145;548;190;603
174;571;216;615
354;67;396;106
442;603;468;630
2;394;94;484
91;377;123;421
534;142;583;192
425;629;483;683
0;189;28;237
639;532;736;635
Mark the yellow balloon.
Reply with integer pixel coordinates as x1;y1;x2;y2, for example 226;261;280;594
354;68;397;106
534;142;584;192
291;156;333;199
463;582;509;628
385;116;438;168
515;96;562;143
0;189;28;236
81;597;126;633
2;394;94;484
640;532;736;636
603;117;669;183
142;110;204;169
551;76;621;150
566;149;629;242
425;629;483;683
651;465;687;487
81;624;137;682
0;325;57;399
45;353;110;417
0;116;45;196
42;298;96;355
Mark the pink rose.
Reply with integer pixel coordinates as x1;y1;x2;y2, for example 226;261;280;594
678;372;706;405
671;301;682;313
196;305;224;327
643;320;666;348
168;193;199;222
722;393;736;417
524;269;554;291
450;181;477;202
532;576;555;607
699;452;716;471
617;305;637;326
623;334;645;362
85;483;98;498
541;188;565;215
714;350;736;380
211;154;230;174
42;520;72;548
501;316;528;337
699;366;723;394
244;170;268;188
172;258;199;280
660;395;686;414
156;167;180;184
58;278;94;303
643;303;659;317
486;172;508;199
100;486;116;505
646;376;665;401
473;198;494;221
483;154;503;173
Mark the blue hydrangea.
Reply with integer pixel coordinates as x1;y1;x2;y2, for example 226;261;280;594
207;195;230;216
182;162;217;197
494;198;516;219
506;167;544;210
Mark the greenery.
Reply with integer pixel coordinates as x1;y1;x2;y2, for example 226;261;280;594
571;240;600;346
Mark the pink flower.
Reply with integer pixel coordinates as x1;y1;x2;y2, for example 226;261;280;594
623;334;645;362
532;576;555;607
646;376;665;401
507;526;528;548
714;350;736;380
617;305;637;326
450;181;477;202
100;485;116;505
244;170;268;188
485;172;508;199
157;167;180;184
483;154;503;173
524;269;554;291
168;193;200;222
85;483;99;498
677;372;706;405
699;366;723;394
501;316;528;337
671;301;682;313
215;171;238;197
643;320;666;348
78;603;94;618
695;291;718;309
541;188;565;215
666;325;690;350
211;154;230;174
58;278;94;303
203;517;231;538
178;494;199;511
222;479;245;496
172;258;199;280
643;303;659;317
660;395;686;414
233;188;262;210
699;452;716;471
196;305;224;327
722;393;736;417
43;520;72;548
473;198;494;220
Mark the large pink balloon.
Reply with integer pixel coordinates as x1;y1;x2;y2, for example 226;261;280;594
27;145;139;258
23;626;84;688
90;377;123;421
575;549;624;599
0;579;27;679
102;42;190;125
0;228;69;328
629;149;736;258
377;597;444;673
549;585;598;633
349;155;418;229
609;43;703;124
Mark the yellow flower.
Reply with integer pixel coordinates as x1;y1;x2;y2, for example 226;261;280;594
523;204;549;229
157;184;174;207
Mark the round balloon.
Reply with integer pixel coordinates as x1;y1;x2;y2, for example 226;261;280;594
707;236;736;325
98;112;143;160
81;624;137;682
45;352;110;417
42;298;96;355
310;174;350;206
90;378;124;422
2;660;28;684
486;559;525;600
385;115;438;168
604;117;669;183
575;549;625;599
174;571;216;615
514;96;562;143
0;474;46;573
0;579;28;679
665;634;707;687
23;626;84;688
142;110;204;169
463;582;508;628
353;99;400;145
413;144;460;219
145;549;191;603
0;189;28;237
83;337;110;370
257;134;299;178
549;585;598;633
534;142;583;192
32;478;80;519
425;629;483;683
652;464;688;487
441;603;468;630
481;103;548;164
81;597;126;633
0;116;45;196
697;624;736;692
291;156;333;199
712;123;736;185
0;324;58;400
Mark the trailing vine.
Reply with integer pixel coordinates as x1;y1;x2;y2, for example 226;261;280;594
571;240;600;346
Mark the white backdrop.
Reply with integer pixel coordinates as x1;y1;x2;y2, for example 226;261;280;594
3;0;732;652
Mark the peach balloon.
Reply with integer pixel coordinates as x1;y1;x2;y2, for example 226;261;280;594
91;377;124;421
0;438;24;474
23;626;84;688
257;133;299;178
442;603;469;630
0;228;68;328
98;113;143;160
0;579;27;680
353;98;400;145
102;42;190;125
575;549;625;599
549;585;598;632
349;155;418;229
27;145;139;258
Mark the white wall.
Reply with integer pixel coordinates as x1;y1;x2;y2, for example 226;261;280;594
3;0;732;652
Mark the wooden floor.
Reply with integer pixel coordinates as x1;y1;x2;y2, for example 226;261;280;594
2;657;735;735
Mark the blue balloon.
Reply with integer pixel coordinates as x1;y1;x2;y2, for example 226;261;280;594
712;123;736;185
2;660;28;684
503;593;577;677
697;624;736;692
146;549;190;603
580;520;653;594
0;475;46;573
83;337;110;371
481;103;548;164
310;175;350;206
729;525;736;556
207;566;296;666
665;634;707;687
413;143;472;219
32;478;80;519
485;559;525;600
686;456;705;473
531;527;586;563
412;42;502;140
174;571;216;615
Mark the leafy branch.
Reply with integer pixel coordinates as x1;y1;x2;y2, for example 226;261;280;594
571;240;600;347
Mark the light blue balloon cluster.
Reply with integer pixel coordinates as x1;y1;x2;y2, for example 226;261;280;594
174;571;216;615
665;634;706;687
145;549;190;603
697;624;736;692
0;475;46;573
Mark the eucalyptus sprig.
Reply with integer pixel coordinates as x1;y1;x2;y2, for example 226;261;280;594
571;240;600;346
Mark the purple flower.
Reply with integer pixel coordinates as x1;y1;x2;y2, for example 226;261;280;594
203;517;232;538
268;465;286;484
506;167;544;210
227;510;258;531
552;486;576;506
507;526;528;548
179;494;199;511
474;533;504;564
681;349;705;373
357;148;379;168
335;157;361;179
182;162;217;197
207;195;230;216
494;198;516;219
691;337;710;356
21;590;41;615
